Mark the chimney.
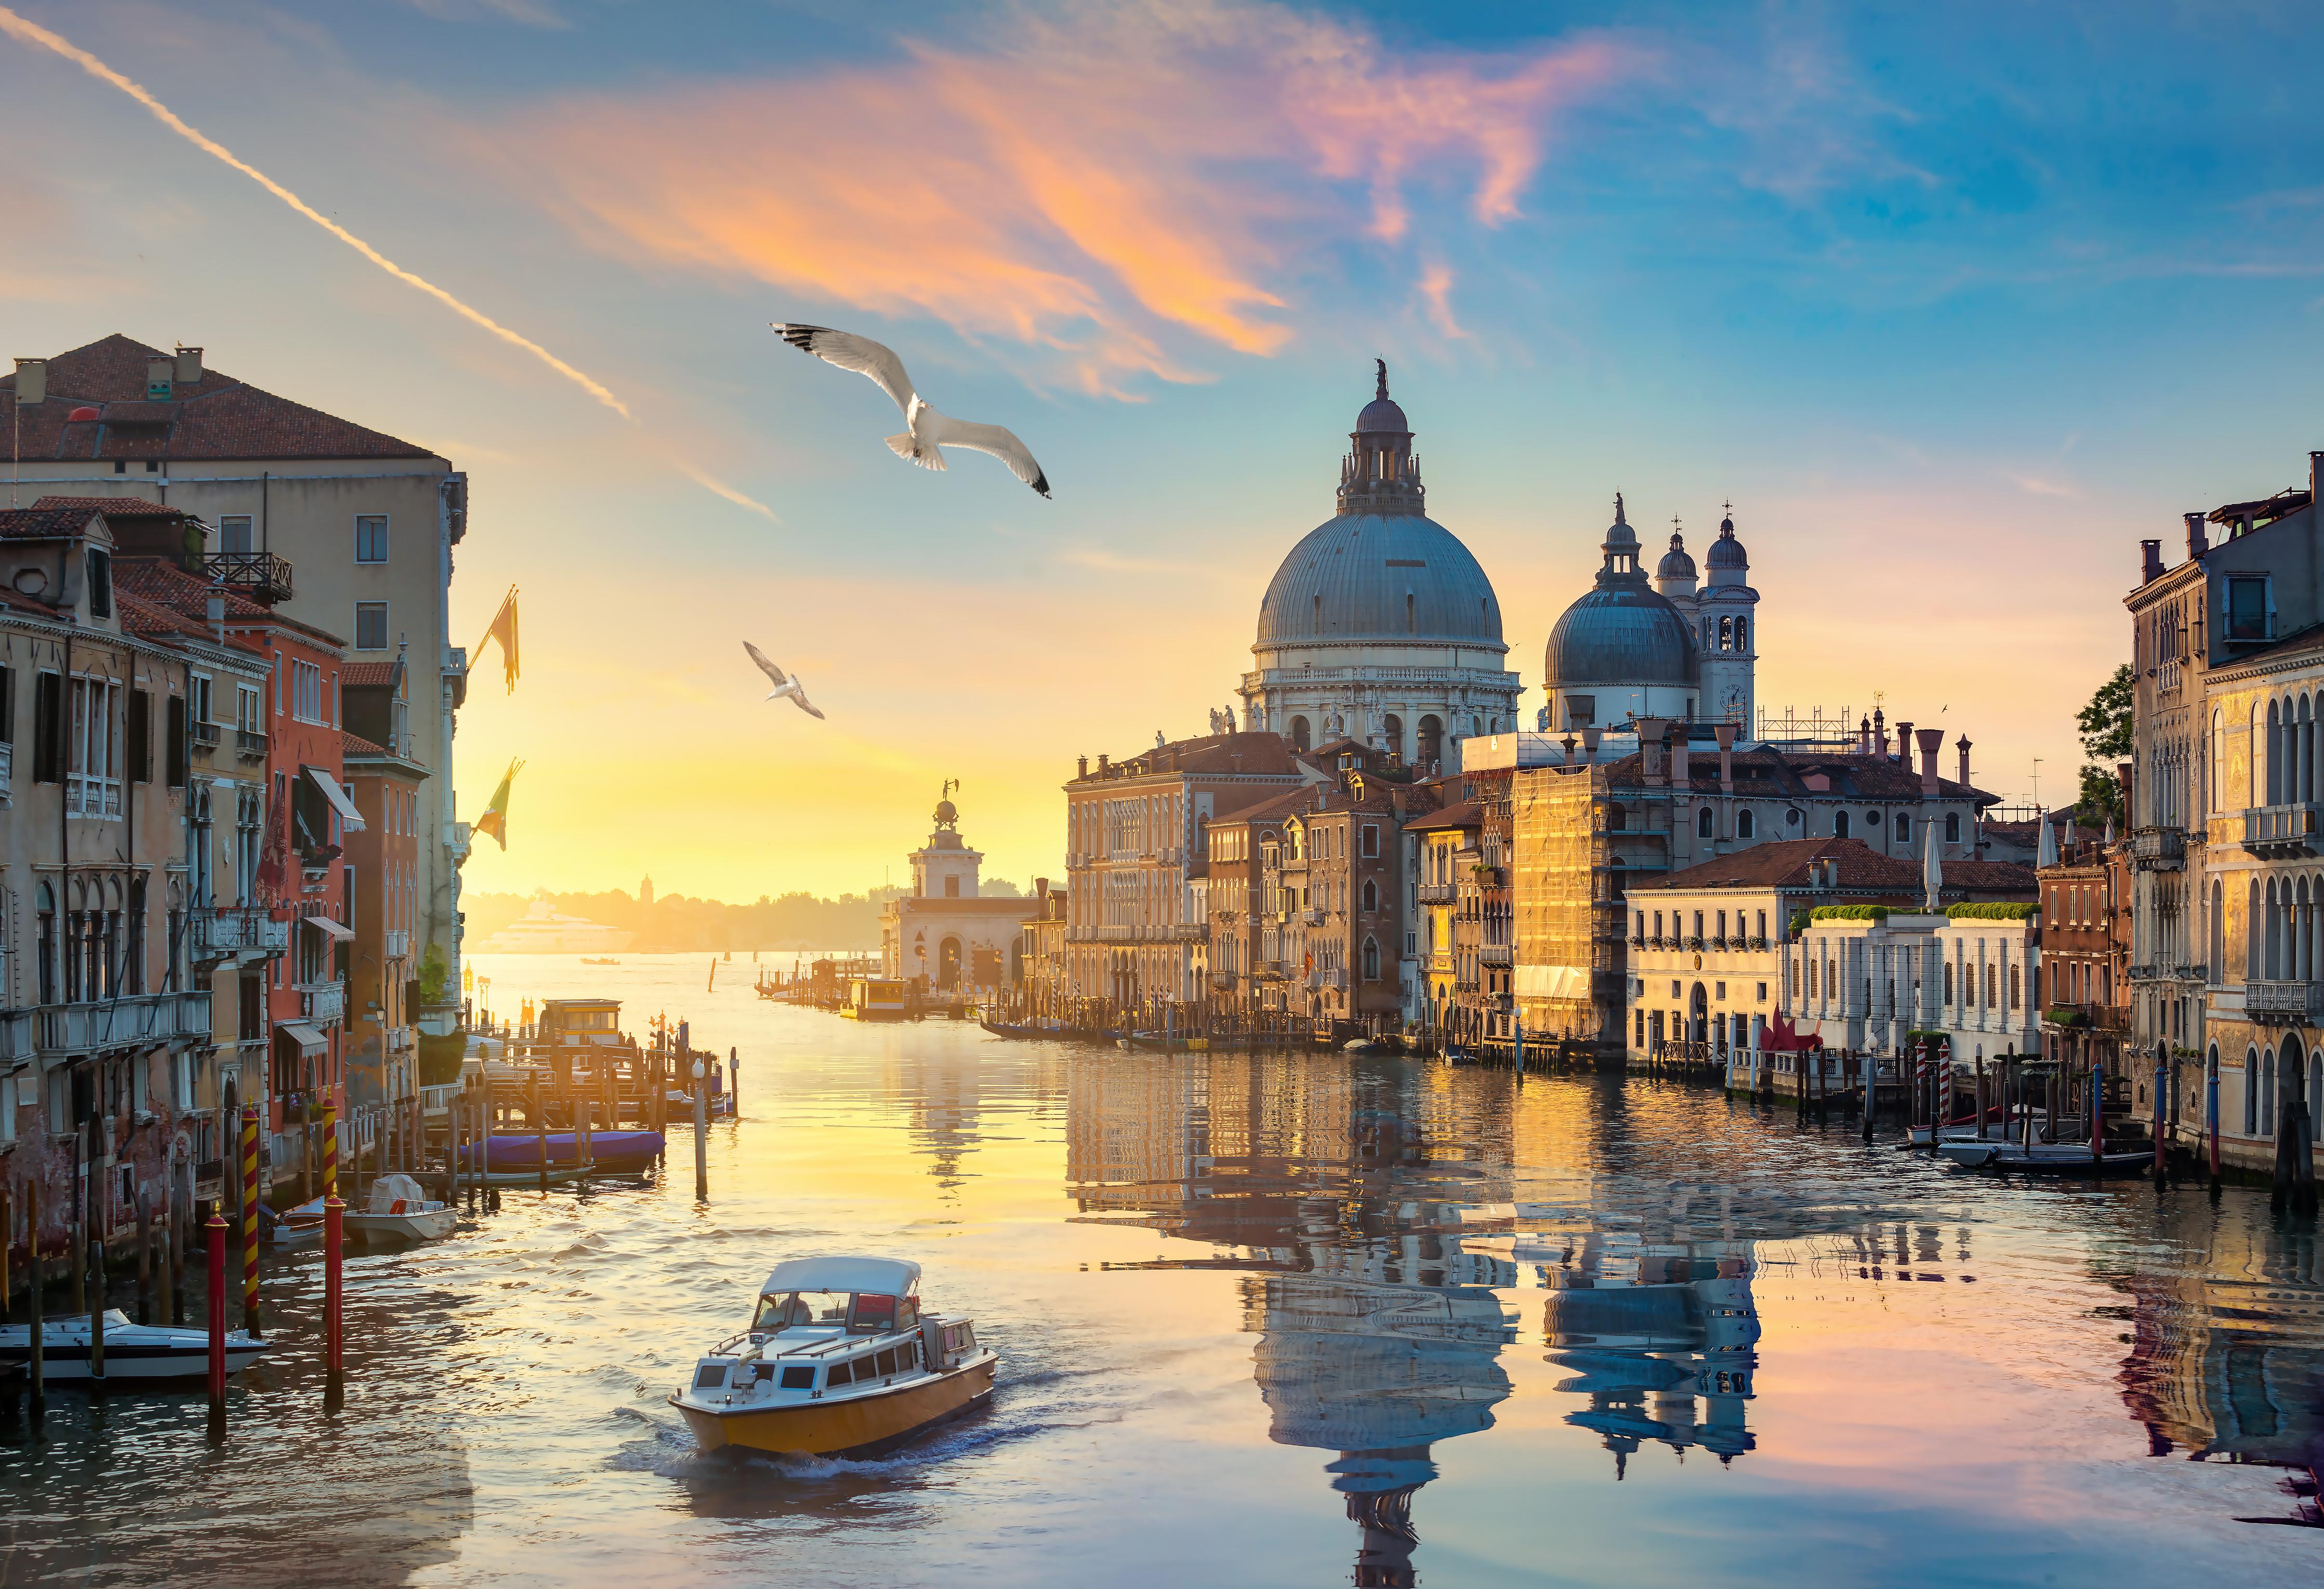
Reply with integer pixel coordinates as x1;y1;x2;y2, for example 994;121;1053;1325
1956;734;1971;789
1561;734;1577;766
12;357;45;406
1916;728;1943;796
1581;726;1602;761
173;345;203;387
1097;753;1109;776
1034;876;1049;907
2140;538;2164;584
1714;721;1737;793
206;591;225;643
145;356;174;401
2184;511;2208;561
1636;717;1669;785
1078;755;1089;779
1671;732;1691;792
1895;721;1912;765
1858;715;1871;754
1873;707;1886;758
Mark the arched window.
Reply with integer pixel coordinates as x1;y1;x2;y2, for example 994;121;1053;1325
1736;809;1755;839
2211;877;2225;976
35;882;57;1005
1895;813;1911;844
1944;961;1955;1002
2252;703;2264;807
2266;878;2282;979
2246;1047;2261;1134
1361;879;1378;913
2249;879;2261;978
1362;937;1380;981
1834;810;1851;839
1697;806;1714;838
2211;709;2223;814
1383;714;1403;760
2262;1050;2278;1136
1735;617;1748;653
1945;812;1961;844
1289;715;1311;752
1719;615;1733;651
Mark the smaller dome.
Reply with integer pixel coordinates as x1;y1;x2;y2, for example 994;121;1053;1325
1707;515;1748;568
934;798;958;826
1656;533;1696;580
1355;357;1408;433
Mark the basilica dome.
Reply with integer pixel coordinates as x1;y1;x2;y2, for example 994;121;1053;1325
1544;497;1697;688
1256;512;1503;648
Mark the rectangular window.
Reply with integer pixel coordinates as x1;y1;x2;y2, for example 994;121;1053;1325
85;549;112;619
354;515;389;564
1756;982;1768;1001
127;690;151;783
219;514;254;556
2225;577;2270;642
1360;824;1379;858
167;696;188;788
354;602;389;651
1715;981;1726;1001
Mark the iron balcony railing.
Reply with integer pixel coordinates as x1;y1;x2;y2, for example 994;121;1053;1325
190;718;221;750
236;727;268;760
300;980;348;1027
2241;805;2317;858
0;1009;34;1063
203;551;294;603
1481;944;1512;966
1418;882;1456;905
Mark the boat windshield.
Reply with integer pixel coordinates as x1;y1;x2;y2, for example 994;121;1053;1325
752;1290;849;1332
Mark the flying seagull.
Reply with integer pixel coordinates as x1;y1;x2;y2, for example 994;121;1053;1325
744;642;825;719
771;323;1050;497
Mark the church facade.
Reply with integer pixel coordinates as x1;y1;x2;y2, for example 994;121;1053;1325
1239;366;1522;771
879;791;1027;994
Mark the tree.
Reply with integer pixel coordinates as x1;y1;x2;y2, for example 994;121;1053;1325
2076;663;2134;826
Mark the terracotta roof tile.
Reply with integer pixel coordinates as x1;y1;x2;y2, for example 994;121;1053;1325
29;494;181;517
341;731;389;757
341;661;398;687
0;334;435;462
0;506;99;540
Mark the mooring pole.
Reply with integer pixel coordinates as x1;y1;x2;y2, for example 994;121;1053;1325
532;1071;548;1192
239;1106;261;1336
2207;1050;2222;1186
324;1193;344;1411
205;1211;227;1439
692;1060;709;1201
27;1178;43;1422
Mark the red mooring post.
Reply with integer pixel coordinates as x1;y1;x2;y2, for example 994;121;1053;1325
324;1194;345;1407
205;1211;228;1437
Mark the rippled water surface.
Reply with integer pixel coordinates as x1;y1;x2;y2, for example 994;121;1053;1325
6;954;2322;1587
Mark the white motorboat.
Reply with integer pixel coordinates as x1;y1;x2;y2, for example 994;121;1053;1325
0;1310;270;1383
1936;1138;2153;1176
267;1200;327;1249
669;1256;997;1457
345;1173;458;1244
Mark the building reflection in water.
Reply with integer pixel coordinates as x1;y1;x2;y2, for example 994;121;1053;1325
2117;1194;2324;1481
1537;1237;1760;1476
1067;1051;1518;1585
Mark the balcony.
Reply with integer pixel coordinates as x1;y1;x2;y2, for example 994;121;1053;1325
1165;923;1208;943
1210;973;1238;991
384;928;411;960
300;980;348;1027
236;727;268;760
1302;907;1327;926
1481;944;1512;966
0;739;11;790
2245;979;2324;1025
1317;969;1348;990
1418;882;1456;905
66;774;121;819
203;550;294;603
0;1010;34;1063
189;906;289;964
2242;804;2317;859
190;718;221;752
2118;824;2183;870
36;991;211;1056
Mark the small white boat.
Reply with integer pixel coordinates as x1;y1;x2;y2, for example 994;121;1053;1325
0;1310;270;1383
670;1256;997;1457
345;1173;458;1244
1937;1138;2153;1176
268;1200;327;1249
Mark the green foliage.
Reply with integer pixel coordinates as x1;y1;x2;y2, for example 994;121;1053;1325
1809;905;1890;923
1788;912;1811;936
416;942;450;1006
2045;1006;2086;1028
1945;902;2036;920
417;1030;467;1086
2075;664;2133;825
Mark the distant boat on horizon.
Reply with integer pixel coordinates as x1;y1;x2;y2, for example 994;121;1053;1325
477;897;635;955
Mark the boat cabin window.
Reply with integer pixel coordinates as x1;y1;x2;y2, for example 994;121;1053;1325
848;1293;899;1334
752;1290;848;1332
778;1366;815;1390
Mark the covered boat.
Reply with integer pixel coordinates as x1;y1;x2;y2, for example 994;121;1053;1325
669;1255;997;1457
455;1130;665;1174
346;1173;458;1243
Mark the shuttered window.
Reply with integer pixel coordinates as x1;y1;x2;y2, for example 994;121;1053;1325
127;690;151;783
32;672;62;783
166;695;188;788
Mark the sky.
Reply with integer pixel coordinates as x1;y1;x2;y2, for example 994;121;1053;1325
5;0;2321;900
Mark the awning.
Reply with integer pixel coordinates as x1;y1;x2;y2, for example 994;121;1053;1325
304;914;355;943
275;1021;329;1055
303;765;365;832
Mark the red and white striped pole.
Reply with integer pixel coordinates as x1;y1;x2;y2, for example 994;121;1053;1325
239;1107;261;1335
323;1102;344;1405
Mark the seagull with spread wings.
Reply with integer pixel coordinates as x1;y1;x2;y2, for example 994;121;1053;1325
772;323;1050;497
745;642;825;720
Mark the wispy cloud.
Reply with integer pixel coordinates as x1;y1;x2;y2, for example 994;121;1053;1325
2008;472;2083;500
1415;260;1468;339
499;2;1631;395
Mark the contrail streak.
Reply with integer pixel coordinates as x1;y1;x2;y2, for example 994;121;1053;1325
669;456;781;522
0;5;630;419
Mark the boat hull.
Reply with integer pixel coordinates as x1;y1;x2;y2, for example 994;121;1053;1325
672;1357;996;1458
0;1318;269;1383
347;1207;459;1242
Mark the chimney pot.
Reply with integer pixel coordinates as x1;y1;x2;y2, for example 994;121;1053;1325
2141;537;2165;584
1916;728;1943;796
1636;717;1669;785
1956;734;1972;789
1895;721;1912;764
173;345;203;387
1671;734;1692;792
2184;511;2208;561
1078;755;1089;778
1858;714;1871;755
1581;725;1602;757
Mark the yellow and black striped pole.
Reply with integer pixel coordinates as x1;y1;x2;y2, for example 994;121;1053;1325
239;1106;261;1335
322;1103;338;1203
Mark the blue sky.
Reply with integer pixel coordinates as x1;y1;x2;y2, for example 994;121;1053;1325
4;0;2318;895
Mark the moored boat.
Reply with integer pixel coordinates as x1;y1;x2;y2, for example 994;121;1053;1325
455;1129;666;1174
0;1310;270;1383
1936;1139;2153;1176
346;1173;459;1243
669;1256;997;1458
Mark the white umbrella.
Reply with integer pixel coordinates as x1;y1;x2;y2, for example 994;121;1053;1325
1923;816;1943;910
2037;809;2059;867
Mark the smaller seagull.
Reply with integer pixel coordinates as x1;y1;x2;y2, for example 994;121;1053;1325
744;642;825;720
772;322;1050;498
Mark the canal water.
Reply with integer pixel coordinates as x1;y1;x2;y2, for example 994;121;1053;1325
4;954;2320;1587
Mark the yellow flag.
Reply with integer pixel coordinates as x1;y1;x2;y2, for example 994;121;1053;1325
472;758;524;850
475;586;518;693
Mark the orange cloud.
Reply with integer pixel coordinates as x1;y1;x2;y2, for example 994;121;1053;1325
497;3;1630;392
